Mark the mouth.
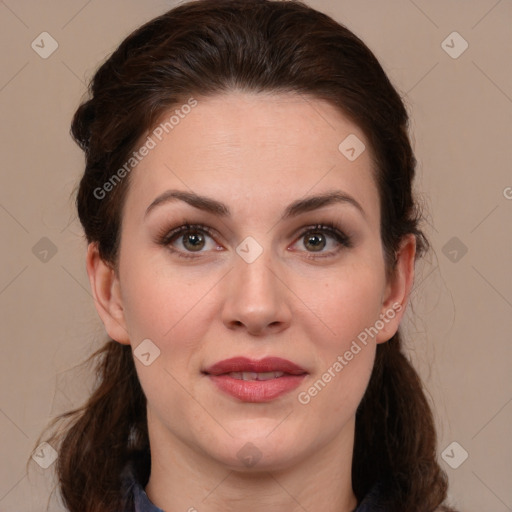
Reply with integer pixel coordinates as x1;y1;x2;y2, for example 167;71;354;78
203;356;308;376
203;357;308;402
221;371;288;381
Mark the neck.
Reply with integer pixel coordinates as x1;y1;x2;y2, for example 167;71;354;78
144;411;358;512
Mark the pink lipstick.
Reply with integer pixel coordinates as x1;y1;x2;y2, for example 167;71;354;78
203;357;308;403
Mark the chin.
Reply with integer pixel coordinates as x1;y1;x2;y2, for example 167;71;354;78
205;434;305;473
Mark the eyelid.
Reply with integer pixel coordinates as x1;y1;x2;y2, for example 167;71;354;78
290;222;353;254
156;220;353;259
158;223;218;246
156;223;223;260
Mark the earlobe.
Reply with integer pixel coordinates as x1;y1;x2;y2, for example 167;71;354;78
375;234;416;344
85;242;130;345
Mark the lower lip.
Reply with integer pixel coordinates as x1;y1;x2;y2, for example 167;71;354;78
207;374;307;402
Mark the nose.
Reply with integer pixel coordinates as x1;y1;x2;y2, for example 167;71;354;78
221;249;292;336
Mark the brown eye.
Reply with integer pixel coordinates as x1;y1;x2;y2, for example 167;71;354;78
291;223;353;258
159;223;221;259
181;230;206;251
303;232;327;252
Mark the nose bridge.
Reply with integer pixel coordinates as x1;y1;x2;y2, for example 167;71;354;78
221;240;291;333
237;246;276;294
234;232;275;284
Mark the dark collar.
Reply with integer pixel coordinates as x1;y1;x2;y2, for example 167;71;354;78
121;461;388;512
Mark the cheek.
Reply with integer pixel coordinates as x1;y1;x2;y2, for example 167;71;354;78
295;262;384;403
302;262;386;351
119;243;216;343
120;261;213;423
299;291;379;422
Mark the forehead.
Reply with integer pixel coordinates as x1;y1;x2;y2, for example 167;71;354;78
124;92;379;222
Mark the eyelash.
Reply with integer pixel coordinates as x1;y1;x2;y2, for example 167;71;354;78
157;221;353;260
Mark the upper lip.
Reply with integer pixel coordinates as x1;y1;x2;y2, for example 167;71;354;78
203;357;308;376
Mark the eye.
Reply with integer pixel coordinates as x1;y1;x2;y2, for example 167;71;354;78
290;223;352;258
158;224;222;259
157;221;353;260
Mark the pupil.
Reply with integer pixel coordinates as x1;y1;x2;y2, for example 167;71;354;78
306;233;325;251
184;232;204;251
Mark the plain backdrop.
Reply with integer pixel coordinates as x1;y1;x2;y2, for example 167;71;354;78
0;1;511;511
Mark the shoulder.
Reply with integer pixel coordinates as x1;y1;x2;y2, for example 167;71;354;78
353;481;389;511
121;460;165;512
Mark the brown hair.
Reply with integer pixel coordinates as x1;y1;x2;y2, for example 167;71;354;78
35;1;458;511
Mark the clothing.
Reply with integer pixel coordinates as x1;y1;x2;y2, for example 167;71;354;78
121;461;389;512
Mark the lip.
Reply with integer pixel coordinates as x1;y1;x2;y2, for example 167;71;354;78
203;357;307;376
203;357;308;403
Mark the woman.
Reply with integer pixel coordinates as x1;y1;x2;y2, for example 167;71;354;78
36;1;460;511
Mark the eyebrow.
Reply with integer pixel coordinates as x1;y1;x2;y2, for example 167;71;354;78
144;189;366;220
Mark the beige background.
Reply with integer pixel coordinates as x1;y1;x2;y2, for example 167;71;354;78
0;0;511;511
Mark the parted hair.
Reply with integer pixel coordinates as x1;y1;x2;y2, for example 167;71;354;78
35;1;458;511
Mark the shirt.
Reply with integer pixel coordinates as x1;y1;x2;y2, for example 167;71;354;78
121;461;389;512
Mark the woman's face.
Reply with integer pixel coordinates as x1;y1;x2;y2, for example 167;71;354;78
91;92;413;471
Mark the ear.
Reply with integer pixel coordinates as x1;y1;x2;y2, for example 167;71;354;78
86;242;130;345
375;234;416;344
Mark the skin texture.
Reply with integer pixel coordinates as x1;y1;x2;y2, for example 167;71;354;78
86;92;416;512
